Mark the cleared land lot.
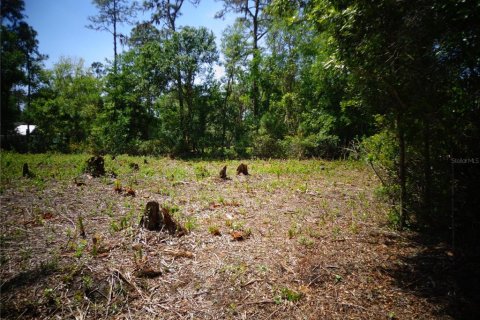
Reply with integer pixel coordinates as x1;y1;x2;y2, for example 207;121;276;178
0;154;463;319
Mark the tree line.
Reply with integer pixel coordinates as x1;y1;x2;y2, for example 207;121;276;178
1;0;479;243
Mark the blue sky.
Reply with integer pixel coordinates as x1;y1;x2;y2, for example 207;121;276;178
24;0;234;70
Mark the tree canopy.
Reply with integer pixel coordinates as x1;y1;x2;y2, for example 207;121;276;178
1;0;45;135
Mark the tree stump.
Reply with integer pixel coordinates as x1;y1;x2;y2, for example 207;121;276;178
140;201;162;231
161;207;185;236
237;163;249;175
22;163;33;178
86;156;105;177
140;201;185;236
219;165;228;180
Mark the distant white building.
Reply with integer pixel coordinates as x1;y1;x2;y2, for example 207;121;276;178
15;124;36;135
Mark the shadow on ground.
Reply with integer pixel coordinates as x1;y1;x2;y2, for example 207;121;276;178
382;234;480;320
0;261;58;293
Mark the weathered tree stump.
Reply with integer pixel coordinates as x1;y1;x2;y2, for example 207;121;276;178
22;163;34;178
219;165;228;179
140;201;162;231
140;201;185;236
161;207;185;236
85;156;105;177
237;163;249;175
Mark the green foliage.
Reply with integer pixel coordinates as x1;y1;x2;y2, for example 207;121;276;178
1;0;45;137
184;216;198;232
307;0;480;239
194;164;209;179
74;239;88;258
25;58;102;152
362;129;398;200
208;225;221;235
252;132;285;159
275;287;302;303
298;235;314;248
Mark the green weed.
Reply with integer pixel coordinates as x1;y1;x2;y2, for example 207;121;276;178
184;216;198;232
334;274;343;283
82;275;94;290
275;287;302;303
43;287;61;307
194;164;209;179
208;225;221;235
298;236;314;248
74;239;88;258
306;226;322;239
332;226;341;238
288;223;300;239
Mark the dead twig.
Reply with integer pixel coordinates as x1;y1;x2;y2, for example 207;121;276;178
267;307;280;319
112;269;144;298
105;274;114;317
242;300;276;306
241;278;262;288
339;302;368;311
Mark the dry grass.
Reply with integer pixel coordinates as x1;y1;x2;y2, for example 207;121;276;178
0;154;462;319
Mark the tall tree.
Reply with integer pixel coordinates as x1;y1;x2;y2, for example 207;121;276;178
220;20;250;150
143;0;200;33
1;0;44;136
216;0;271;117
165;27;218;152
143;0;217;153
87;0;138;74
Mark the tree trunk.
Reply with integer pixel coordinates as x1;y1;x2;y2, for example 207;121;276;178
423;116;432;222
27;54;32;152
185;73;194;151
222;76;233;150
113;0;118;74
397;113;407;229
252;0;260;117
176;73;187;148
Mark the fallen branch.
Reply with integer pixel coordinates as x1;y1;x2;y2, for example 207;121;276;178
339;302;368;311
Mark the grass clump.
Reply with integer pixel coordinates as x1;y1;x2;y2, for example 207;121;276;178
275;287;303;303
184;216;198;232
208;225;221;236
194;164;209;179
298;236;314;248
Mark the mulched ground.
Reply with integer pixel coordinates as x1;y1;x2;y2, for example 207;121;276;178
0;157;476;319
